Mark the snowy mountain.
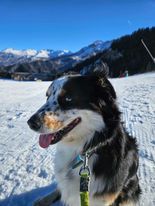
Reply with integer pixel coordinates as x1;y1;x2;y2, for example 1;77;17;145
71;40;111;60
0;73;155;206
0;48;72;67
1;27;155;79
0;40;111;67
3;48;38;56
3;48;71;59
0;40;112;81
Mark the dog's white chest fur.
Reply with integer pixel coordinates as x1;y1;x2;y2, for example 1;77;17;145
54;143;108;206
52;109;106;206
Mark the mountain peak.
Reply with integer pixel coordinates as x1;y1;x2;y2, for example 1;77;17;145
92;40;104;45
0;40;110;67
1;48;72;61
2;48;37;56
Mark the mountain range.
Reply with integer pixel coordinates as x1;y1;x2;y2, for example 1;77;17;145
0;26;155;80
0;40;111;67
0;40;111;80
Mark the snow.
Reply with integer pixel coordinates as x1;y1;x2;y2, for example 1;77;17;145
0;48;72;66
75;40;112;59
2;48;71;58
3;48;37;57
92;40;112;50
35;50;49;58
0;41;110;67
0;73;155;206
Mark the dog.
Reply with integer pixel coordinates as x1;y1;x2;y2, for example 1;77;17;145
27;71;141;206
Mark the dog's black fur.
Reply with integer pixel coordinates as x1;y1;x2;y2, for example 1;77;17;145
62;74;141;205
28;72;141;206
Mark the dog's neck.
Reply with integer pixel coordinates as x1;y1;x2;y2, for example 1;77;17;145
55;123;125;175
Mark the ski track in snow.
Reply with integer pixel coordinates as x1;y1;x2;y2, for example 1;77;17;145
0;73;155;206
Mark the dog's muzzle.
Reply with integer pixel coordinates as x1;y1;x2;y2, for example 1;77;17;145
27;114;42;131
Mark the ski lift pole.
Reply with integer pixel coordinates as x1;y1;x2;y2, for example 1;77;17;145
141;39;155;64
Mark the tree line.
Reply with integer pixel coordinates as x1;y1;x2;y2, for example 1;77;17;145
71;27;155;77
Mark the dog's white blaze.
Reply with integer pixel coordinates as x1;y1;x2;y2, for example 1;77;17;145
46;74;81;110
36;76;69;125
47;76;68;109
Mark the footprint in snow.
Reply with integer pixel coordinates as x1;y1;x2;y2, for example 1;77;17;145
16;112;23;118
7;124;14;128
38;169;48;179
151;141;155;145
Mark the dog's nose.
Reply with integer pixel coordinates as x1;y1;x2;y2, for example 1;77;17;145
27;114;42;131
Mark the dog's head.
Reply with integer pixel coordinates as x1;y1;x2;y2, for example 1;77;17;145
27;73;119;149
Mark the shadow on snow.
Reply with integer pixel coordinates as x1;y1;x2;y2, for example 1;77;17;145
0;182;64;206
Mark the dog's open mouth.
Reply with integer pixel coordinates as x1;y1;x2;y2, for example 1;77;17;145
39;117;81;148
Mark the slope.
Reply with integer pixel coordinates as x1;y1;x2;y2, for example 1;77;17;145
0;73;155;206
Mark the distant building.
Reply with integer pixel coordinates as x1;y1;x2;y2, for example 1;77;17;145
11;72;56;81
11;72;30;81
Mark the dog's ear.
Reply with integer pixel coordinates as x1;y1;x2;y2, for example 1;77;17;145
94;72;117;100
89;61;109;78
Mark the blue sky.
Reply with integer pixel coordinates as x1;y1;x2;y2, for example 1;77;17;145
0;0;155;52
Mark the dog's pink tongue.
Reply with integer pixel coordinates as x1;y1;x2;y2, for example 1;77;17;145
39;134;53;148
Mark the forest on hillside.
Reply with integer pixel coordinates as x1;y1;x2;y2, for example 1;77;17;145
109;27;155;77
72;27;155;77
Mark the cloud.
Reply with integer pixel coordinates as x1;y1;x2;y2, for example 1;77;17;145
127;20;132;26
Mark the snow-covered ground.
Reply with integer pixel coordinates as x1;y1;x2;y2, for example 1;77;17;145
0;73;155;206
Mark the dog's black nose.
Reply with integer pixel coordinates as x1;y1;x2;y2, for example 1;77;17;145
27;114;41;131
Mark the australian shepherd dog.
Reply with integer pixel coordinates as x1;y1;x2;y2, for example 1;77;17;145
28;71;141;206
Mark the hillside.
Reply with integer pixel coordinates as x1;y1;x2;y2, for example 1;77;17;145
0;40;111;80
105;27;155;77
0;27;155;80
71;27;155;77
0;73;155;206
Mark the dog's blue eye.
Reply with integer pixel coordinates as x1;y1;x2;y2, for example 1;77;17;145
65;97;72;102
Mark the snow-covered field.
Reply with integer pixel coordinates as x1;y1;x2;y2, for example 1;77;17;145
0;73;155;206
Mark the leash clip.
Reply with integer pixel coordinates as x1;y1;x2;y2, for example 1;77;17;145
71;154;85;169
79;153;90;176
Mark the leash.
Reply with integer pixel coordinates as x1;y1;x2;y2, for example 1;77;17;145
71;141;108;169
79;153;90;206
71;141;108;206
